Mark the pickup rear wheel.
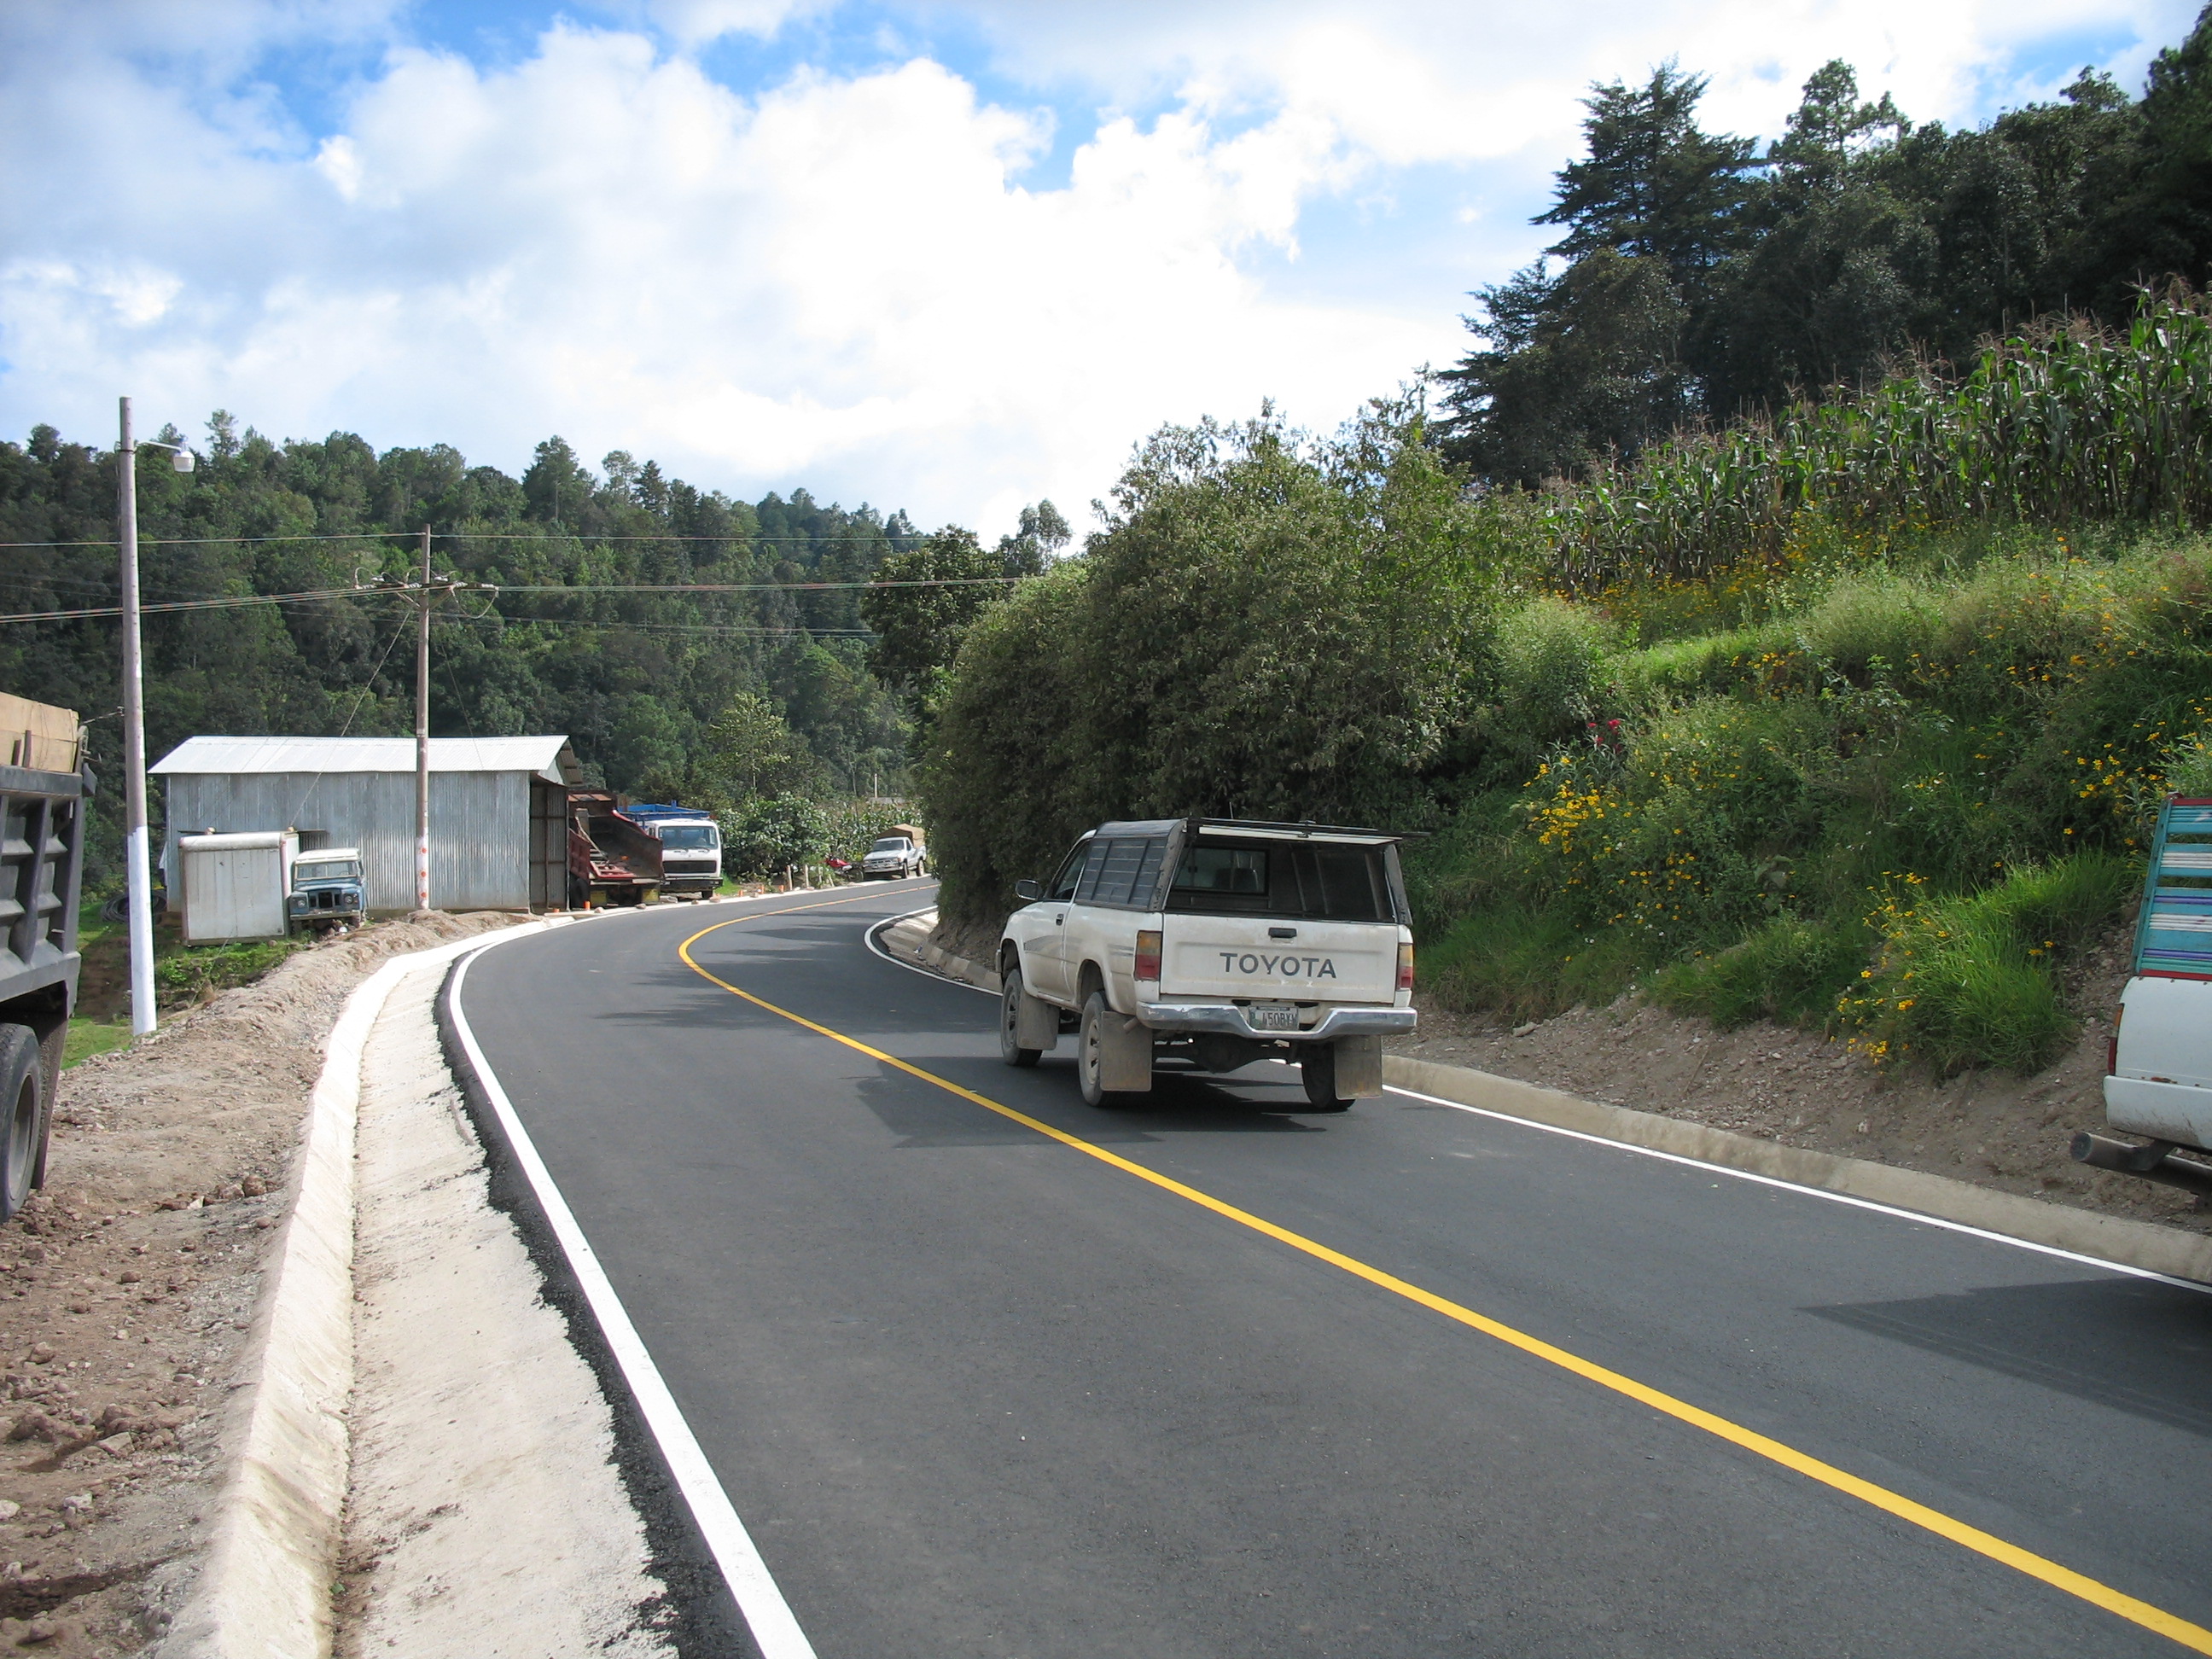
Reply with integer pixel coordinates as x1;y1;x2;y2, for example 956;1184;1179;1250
0;1026;44;1222
1078;992;1137;1108
999;967;1043;1068
1298;1043;1354;1113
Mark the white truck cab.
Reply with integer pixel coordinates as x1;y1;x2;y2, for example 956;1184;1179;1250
2077;796;2212;1198
623;804;723;899
997;818;1417;1111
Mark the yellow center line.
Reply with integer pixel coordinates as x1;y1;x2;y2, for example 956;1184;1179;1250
679;911;2212;1656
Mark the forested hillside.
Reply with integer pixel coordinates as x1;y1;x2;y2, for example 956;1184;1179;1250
1438;16;2212;485
0;416;929;882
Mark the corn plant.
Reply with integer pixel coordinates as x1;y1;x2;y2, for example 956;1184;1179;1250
1551;292;2212;587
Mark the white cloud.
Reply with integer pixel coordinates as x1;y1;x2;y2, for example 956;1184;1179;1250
0;15;1454;533
0;0;2197;534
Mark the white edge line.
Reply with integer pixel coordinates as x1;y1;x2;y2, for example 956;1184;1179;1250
1379;1078;2212;1295
447;934;819;1659
861;901;997;994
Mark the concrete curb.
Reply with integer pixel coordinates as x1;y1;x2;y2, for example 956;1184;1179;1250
160;923;550;1659
876;906;997;992
1385;1054;2212;1284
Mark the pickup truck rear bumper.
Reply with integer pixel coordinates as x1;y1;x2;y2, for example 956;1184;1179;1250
2105;1074;2212;1153
1137;1002;1416;1041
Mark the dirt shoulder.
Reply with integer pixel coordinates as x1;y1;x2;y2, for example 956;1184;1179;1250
0;911;514;1656
1394;923;2210;1239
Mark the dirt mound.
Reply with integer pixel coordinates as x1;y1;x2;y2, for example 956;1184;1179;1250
1395;924;2209;1238
0;911;515;1656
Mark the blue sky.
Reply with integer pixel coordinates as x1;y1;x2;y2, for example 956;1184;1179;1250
0;0;2197;534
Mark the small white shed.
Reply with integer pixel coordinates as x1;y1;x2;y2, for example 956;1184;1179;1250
178;830;298;943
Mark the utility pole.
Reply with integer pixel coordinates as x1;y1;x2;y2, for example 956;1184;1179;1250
415;527;431;911
115;399;154;1037
114;399;194;1038
364;538;495;915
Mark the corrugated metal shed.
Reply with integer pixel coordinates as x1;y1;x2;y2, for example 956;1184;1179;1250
153;735;580;784
150;736;579;914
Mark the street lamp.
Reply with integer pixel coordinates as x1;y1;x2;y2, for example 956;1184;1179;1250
115;397;195;1038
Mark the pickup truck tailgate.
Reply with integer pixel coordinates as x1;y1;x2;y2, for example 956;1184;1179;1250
1161;917;1396;1001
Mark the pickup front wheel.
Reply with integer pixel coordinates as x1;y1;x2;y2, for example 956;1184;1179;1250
999;967;1043;1068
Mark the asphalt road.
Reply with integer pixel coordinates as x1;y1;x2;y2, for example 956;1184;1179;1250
455;882;2212;1659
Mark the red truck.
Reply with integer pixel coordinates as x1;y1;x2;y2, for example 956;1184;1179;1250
566;793;665;909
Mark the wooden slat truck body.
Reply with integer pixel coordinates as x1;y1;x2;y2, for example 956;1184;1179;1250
0;695;84;1220
2075;798;2212;1196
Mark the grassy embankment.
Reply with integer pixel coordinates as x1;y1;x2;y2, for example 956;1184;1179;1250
1404;300;2212;1074
65;905;309;1067
1405;534;2211;1071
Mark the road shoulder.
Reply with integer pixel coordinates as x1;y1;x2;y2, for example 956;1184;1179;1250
335;948;672;1656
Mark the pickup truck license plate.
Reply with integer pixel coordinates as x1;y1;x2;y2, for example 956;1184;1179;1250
1248;1003;1297;1031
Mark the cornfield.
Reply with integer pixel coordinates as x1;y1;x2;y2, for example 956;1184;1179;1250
1551;290;2212;587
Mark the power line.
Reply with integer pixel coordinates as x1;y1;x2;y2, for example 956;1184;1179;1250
0;573;1022;624
444;614;874;637
0;531;944;549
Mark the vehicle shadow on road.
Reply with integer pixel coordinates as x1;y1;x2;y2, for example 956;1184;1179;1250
847;1060;1335;1149
1805;1276;2212;1437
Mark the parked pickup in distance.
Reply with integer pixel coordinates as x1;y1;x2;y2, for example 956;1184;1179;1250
860;830;928;881
996;818;1416;1111
2075;795;2212;1199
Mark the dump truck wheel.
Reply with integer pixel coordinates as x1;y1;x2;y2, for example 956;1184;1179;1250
0;1027;44;1222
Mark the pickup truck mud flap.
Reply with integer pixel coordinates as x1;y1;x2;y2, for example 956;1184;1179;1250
1333;1034;1384;1098
1014;991;1060;1052
1100;1012;1153;1093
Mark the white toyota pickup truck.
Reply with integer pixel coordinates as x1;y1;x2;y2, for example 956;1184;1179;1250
995;818;1417;1111
2075;795;2212;1199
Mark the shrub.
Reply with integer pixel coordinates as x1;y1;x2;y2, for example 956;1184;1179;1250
1838;854;2136;1073
1653;916;1868;1027
724;794;830;876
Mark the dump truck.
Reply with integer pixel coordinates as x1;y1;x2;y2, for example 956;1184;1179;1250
566;793;664;908
0;694;87;1220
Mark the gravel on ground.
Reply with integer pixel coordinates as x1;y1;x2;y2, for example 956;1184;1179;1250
0;912;514;1657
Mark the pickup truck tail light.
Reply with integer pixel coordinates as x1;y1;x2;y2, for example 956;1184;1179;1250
1397;940;1415;992
1136;930;1161;982
2108;1004;2122;1076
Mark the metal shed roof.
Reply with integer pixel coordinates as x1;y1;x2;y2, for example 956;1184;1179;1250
151;735;581;786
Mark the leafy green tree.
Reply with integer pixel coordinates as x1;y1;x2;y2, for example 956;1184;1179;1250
725;793;831;876
1537;63;1758;301
1437;250;1690;484
994;500;1071;576
921;399;1497;920
703;689;799;802
859;527;1010;714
